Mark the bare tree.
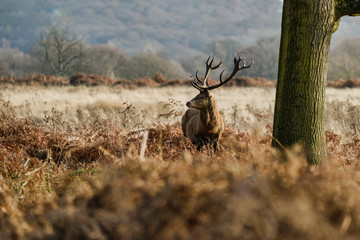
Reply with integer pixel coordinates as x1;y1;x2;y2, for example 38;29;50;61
328;38;360;80
32;26;86;77
84;45;130;78
240;37;280;80
0;55;10;77
127;49;188;80
0;49;36;78
207;39;243;69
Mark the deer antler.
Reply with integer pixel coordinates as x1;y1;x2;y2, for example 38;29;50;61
192;54;253;91
192;54;223;90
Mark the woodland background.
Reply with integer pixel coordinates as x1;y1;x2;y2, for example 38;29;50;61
1;0;360;81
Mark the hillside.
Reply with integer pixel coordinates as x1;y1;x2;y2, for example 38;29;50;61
2;0;359;58
1;0;360;81
2;0;279;57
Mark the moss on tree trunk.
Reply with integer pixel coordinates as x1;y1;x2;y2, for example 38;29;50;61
272;0;360;164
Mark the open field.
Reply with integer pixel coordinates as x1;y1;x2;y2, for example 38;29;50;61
1;85;276;131
1;84;360;239
2;85;360;136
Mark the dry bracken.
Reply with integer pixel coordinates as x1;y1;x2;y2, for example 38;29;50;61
0;85;360;239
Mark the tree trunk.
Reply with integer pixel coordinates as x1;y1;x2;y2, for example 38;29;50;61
272;0;360;165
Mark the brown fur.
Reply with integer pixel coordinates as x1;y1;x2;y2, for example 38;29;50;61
182;90;224;150
182;55;252;150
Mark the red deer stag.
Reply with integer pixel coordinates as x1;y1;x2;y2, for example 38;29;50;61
182;55;253;151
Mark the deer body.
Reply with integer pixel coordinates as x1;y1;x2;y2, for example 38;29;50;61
182;91;224;150
182;54;253;150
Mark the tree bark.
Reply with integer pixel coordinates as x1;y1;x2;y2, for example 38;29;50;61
272;0;360;165
335;0;360;19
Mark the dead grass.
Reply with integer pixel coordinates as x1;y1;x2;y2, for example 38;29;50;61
3;73;360;89
1;85;360;239
0;73;277;88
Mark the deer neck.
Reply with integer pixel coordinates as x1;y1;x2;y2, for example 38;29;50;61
200;98;220;131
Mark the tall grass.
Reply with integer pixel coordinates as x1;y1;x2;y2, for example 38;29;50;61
1;85;360;239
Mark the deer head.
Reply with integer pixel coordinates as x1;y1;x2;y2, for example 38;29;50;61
186;89;214;110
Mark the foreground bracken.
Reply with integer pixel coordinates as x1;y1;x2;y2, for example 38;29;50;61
1;96;360;240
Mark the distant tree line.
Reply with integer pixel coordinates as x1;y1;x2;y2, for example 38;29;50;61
0;0;283;55
0;27;189;80
0;26;359;80
179;38;280;80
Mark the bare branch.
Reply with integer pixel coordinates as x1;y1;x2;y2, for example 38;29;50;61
35;26;86;77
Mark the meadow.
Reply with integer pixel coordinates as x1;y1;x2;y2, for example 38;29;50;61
1;83;360;239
